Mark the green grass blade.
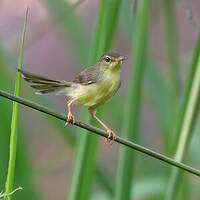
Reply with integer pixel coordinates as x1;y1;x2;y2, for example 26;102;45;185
163;0;180;92
0;45;40;200
163;0;180;154
165;35;200;200
114;1;150;200
87;0;107;64
98;0;121;53
68;0;121;199
1;90;200;177
5;9;28;197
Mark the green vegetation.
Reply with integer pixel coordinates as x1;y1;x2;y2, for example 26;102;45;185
5;9;28;199
0;1;199;200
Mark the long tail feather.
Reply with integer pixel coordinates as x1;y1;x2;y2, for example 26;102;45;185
18;68;72;94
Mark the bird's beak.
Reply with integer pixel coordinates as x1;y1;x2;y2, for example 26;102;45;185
116;56;126;63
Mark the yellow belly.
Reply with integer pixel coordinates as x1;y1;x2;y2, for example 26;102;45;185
69;71;120;108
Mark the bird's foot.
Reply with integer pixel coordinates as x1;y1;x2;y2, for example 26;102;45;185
65;113;75;126
105;129;117;145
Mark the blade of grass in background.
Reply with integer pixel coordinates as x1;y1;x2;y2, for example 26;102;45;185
163;2;188;199
98;0;121;53
163;0;180;154
163;0;179;92
69;0;122;199
114;1;150;200
5;9;28;198
165;35;200;200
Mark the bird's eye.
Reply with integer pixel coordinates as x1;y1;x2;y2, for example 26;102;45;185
105;56;111;62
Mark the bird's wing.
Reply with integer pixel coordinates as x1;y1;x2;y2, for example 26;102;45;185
73;65;101;85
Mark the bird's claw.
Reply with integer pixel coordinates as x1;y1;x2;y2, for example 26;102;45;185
105;129;117;145
65;113;75;126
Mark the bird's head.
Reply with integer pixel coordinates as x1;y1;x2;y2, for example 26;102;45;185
98;51;126;72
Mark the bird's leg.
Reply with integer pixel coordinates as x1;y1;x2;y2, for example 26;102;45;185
88;108;117;144
65;99;75;126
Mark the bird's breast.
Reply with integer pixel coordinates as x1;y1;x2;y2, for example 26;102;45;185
73;71;121;107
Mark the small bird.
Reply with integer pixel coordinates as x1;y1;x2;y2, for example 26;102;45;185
19;51;126;142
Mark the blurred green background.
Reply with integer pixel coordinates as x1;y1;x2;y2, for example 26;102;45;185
0;0;200;200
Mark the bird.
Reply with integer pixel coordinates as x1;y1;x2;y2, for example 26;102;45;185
18;51;126;143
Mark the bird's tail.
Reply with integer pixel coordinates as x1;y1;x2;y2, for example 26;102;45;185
18;69;72;95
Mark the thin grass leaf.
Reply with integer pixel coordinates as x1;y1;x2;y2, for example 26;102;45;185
163;0;180;92
114;1;150;200
163;0;180;154
0;49;40;200
165;35;200;200
68;0;122;199
1;89;200;177
0;49;15;189
88;0;107;62
98;0;121;53
4;9;28;197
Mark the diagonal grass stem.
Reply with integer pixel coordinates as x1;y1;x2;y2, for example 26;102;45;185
0;90;200;177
